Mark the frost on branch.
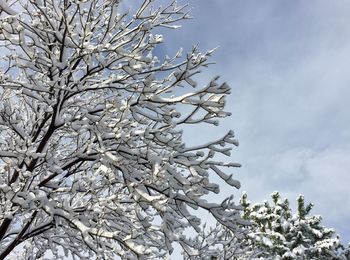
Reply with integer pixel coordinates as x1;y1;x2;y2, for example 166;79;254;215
0;0;243;258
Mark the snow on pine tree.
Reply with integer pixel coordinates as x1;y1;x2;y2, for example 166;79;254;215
0;0;245;259
189;193;349;260
241;192;348;259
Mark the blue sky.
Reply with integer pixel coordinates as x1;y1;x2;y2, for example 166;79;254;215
161;0;350;243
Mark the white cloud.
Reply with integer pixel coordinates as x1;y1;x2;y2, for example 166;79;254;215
168;0;350;243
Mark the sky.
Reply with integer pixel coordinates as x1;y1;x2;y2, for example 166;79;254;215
2;1;349;259
159;0;350;244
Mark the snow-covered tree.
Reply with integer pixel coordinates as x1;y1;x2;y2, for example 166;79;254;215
0;0;244;258
241;192;348;259
189;193;350;260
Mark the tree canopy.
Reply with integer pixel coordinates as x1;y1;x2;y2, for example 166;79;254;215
0;0;243;258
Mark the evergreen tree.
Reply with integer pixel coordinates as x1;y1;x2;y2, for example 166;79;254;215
185;193;350;260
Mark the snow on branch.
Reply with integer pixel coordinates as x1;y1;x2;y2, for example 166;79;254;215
0;0;243;258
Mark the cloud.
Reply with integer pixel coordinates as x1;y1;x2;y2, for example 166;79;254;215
166;0;350;243
301;148;350;241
